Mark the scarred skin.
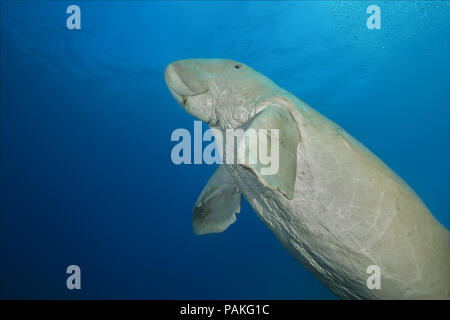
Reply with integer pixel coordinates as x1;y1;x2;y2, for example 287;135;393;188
165;58;449;299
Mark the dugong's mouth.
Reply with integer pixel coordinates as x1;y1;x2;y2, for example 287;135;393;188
164;62;212;122
167;86;208;108
165;63;207;103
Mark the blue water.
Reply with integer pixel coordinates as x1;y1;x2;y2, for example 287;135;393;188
1;1;449;299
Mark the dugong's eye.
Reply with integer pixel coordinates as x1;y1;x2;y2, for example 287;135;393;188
234;64;241;69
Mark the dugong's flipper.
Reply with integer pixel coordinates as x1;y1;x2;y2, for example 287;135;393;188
238;105;299;200
193;165;242;235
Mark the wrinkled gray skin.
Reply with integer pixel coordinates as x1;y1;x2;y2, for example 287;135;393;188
165;59;449;299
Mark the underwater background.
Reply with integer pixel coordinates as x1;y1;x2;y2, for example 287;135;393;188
1;1;449;299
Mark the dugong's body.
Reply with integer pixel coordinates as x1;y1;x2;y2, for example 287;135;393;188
165;59;449;299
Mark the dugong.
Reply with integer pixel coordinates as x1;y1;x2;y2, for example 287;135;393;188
164;59;449;299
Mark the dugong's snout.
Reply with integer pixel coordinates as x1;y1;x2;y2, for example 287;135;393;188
165;60;213;122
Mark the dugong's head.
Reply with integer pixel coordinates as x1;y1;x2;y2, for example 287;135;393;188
164;59;280;129
165;58;300;201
